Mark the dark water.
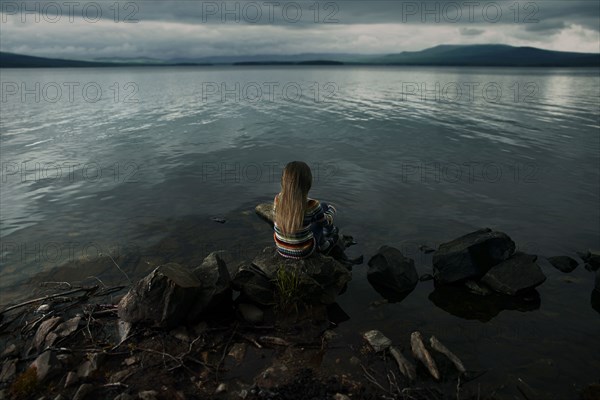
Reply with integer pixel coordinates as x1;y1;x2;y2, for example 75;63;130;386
1;66;599;397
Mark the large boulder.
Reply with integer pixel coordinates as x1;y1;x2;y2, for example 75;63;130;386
433;228;516;284
118;253;231;328
367;246;418;299
233;247;351;306
481;253;546;295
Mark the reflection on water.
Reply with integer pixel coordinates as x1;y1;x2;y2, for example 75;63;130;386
428;284;541;322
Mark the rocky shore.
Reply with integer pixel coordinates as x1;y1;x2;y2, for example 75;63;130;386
0;203;598;400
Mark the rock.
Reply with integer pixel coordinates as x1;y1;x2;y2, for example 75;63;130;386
547;256;578;273
481;253;546;295
410;331;439;380
118;253;231;328
113;394;133;400
464;280;492;296
31;350;59;382
77;353;104;380
32;316;62;350
227;343;247;365
110;369;133;384
171;326;190;343
73;383;95;400
255;203;274;225
595;271;600;293
117;320;132;344
367;246;418;299
138;390;158;400
53;316;82;338
1;344;17;359
419;245;435;254
191;252;233;316
362;330;392;352
64;371;78;388
215;383;227;394
35;304;50;314
419;273;434;282
233;247;351;306
433;228;516;284
334;394;350;400
583;250;600;271
238;303;264;324
0;359;16;382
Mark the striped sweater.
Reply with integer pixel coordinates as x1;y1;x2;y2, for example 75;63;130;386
273;194;336;259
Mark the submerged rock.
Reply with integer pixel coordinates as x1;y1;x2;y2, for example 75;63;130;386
547;256;578;273
367;246;418;300
432;228;515;284
580;250;600;271
481;253;546;295
118;253;231;328
233;247;351;306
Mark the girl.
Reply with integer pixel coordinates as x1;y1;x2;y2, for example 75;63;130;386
273;161;338;259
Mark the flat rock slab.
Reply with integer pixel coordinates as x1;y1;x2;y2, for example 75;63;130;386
481;253;546;295
433;228;515;284
362;330;392;352
547;256;578;273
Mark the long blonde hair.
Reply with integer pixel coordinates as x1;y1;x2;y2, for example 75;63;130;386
275;161;313;234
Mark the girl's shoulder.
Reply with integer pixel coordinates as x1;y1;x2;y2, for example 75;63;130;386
306;198;322;213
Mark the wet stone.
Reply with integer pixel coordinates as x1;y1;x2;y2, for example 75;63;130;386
1;344;17;359
547;256;579;273
31;350;59;382
138;390;159;400
64;371;78;388
362;330;392;352
33;316;62;350
73;383;95;400
0;359;16;382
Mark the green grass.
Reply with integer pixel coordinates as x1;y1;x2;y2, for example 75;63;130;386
273;265;302;313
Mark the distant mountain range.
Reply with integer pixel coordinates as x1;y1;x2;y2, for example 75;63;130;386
1;45;599;68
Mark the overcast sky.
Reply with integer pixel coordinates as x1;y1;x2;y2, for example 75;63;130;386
1;0;599;60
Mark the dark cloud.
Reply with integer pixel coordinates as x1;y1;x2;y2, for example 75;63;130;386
460;27;485;36
0;0;598;58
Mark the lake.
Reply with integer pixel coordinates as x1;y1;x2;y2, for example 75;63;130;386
1;66;599;397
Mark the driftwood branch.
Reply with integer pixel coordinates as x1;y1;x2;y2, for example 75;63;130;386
0;286;98;315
